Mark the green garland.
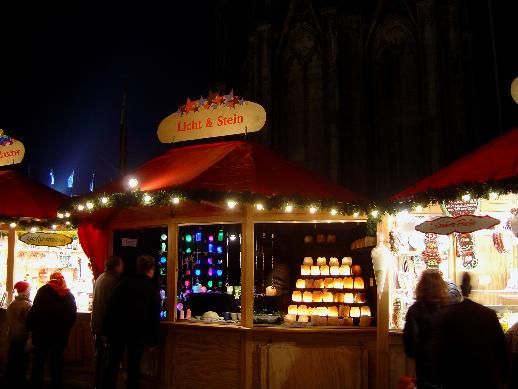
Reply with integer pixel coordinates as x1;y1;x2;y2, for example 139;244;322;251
57;176;518;233
382;176;518;214
0;216;76;230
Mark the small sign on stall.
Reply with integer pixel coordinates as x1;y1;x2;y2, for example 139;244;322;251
415;215;500;235
19;232;73;247
0;130;25;166
121;238;138;247
157;91;266;143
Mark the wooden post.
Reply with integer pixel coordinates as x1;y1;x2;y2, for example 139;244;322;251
376;216;391;389
241;204;254;389
6;228;15;305
167;221;178;322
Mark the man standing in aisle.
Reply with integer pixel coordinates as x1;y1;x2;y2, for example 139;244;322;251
102;255;161;389
91;255;124;389
440;272;508;389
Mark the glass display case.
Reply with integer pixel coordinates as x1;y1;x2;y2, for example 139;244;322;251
253;222;376;327
176;224;242;323
13;230;94;312
388;196;518;331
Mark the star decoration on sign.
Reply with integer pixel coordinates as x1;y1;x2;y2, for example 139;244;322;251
174;91;246;115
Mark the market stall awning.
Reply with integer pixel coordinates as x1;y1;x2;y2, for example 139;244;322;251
100;141;367;203
0;170;68;219
392;127;518;202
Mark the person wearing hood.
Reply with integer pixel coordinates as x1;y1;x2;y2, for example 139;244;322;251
5;281;32;387
27;272;77;389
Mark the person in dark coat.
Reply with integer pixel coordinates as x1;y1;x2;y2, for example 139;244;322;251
102;255;161;389
91;255;124;389
403;269;447;389
27;272;77;389
440;272;508;389
5;281;32;388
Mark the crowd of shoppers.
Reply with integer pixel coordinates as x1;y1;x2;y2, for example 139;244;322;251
2;253;160;389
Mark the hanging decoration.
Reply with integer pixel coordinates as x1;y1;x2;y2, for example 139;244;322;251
371;234;392;299
456;233;477;269
492;232;506;253
421;233;442;270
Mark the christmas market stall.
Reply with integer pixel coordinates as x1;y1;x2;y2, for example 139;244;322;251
375;127;518;389
0;169;96;371
63;94;381;389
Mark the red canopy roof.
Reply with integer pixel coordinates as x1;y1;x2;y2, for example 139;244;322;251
100;141;366;203
393;128;518;201
0;170;68;219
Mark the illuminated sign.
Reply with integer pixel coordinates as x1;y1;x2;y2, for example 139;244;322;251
19;232;73;247
0;130;25;166
415;215;500;235
157;91;266;143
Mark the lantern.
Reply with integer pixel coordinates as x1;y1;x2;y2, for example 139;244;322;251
303;291;313;303
311;266;320;276
334;293;344;303
292;291;302;302
288;305;298;315
266;285;277;296
334;279;344;289
328;306;338;317
305;279;314;288
354;277;365;289
342;257;353;266
361;306;371;317
350;307;361;318
301;265;310;276
312;291;323;302
297;305;308;316
339;265;350;275
320;265;330;275
330;266;340;275
316;257;327;266
296;279;305;289
343;277;354;289
303;257;313;265
323;292;333;302
329;257;339;266
359;316;371;327
344;293;354;303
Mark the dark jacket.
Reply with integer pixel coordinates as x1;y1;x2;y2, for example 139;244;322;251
403;300;443;387
91;271;120;336
26;284;77;347
6;294;32;340
440;299;508;389
102;273;161;346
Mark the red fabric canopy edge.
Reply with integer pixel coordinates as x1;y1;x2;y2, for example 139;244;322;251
392;127;518;201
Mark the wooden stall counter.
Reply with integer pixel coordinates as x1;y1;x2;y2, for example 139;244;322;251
152;321;377;389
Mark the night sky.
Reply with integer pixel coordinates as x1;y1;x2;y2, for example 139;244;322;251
0;3;213;194
1;2;517;195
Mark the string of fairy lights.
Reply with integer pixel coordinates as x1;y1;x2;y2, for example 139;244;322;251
3;176;517;232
